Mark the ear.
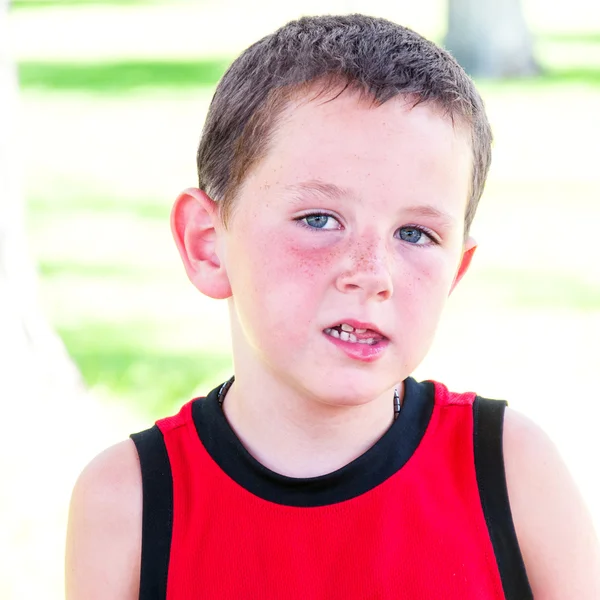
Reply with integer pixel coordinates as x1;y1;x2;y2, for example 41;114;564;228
449;236;477;295
171;188;232;299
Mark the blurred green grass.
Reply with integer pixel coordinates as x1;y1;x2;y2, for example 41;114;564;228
59;322;232;416
19;59;231;92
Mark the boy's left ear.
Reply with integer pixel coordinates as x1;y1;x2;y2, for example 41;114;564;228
449;236;477;295
171;188;232;299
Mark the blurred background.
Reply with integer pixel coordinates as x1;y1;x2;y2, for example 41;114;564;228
1;0;599;597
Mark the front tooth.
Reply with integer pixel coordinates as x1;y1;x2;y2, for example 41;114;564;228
340;331;350;342
358;338;375;345
349;333;357;343
330;329;340;339
355;328;367;334
340;323;354;332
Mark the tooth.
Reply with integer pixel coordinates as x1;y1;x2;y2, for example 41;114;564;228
324;328;331;334
340;323;354;332
340;331;350;342
330;329;340;339
355;328;367;334
358;338;375;345
349;333;357;343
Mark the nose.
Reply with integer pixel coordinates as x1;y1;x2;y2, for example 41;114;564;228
335;235;394;301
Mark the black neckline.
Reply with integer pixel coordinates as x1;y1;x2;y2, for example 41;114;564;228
191;377;435;507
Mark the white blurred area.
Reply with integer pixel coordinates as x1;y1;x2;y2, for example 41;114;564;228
3;1;600;598
8;0;446;60
9;0;600;60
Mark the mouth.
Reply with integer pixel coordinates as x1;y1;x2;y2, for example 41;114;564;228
323;321;387;346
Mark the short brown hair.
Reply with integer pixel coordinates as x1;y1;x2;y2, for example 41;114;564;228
197;14;492;235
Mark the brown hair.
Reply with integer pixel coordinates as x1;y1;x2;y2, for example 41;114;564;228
197;14;492;235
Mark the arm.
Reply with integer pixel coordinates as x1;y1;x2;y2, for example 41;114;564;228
504;407;600;599
65;439;142;600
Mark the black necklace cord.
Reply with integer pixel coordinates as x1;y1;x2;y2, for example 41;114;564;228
393;387;401;420
217;376;235;407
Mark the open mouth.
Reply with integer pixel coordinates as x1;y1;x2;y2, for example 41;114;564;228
323;322;386;346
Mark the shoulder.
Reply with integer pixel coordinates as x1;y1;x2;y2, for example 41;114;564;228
503;407;600;599
65;439;142;600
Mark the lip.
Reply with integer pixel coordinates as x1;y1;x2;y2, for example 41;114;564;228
323;331;389;362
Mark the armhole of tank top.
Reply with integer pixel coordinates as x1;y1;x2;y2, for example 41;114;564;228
130;425;173;600
473;397;534;600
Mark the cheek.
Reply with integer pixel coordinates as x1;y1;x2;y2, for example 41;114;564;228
247;238;337;355
397;254;457;321
254;229;342;288
287;238;344;280
234;230;340;331
393;266;452;370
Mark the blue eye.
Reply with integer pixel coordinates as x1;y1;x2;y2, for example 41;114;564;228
299;214;340;230
305;215;330;229
396;227;432;245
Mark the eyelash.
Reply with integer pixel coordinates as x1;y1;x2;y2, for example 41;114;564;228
295;213;439;246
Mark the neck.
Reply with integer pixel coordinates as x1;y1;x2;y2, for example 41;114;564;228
220;366;402;478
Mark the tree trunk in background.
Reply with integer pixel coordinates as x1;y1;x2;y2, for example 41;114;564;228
445;0;539;78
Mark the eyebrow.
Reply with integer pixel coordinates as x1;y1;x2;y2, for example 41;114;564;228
284;180;349;202
402;204;457;227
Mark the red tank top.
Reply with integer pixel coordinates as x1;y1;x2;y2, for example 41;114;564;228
131;377;532;599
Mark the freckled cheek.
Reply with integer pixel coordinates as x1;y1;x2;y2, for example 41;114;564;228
288;240;343;280
255;232;341;285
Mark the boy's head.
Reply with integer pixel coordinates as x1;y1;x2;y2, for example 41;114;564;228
197;14;492;235
173;15;492;404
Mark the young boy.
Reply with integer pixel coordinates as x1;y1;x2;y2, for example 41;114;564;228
65;14;600;599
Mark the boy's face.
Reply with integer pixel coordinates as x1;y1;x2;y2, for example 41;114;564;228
214;91;474;405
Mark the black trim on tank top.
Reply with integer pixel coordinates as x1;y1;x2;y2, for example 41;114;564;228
192;376;435;507
473;397;533;600
130;425;173;600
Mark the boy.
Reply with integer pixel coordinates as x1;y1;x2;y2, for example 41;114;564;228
66;14;600;599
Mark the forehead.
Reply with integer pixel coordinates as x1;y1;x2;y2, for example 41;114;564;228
277;87;470;159
240;89;473;216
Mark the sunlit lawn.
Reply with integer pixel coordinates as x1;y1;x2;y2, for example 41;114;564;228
6;1;600;597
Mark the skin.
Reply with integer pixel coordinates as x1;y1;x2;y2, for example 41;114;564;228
65;90;600;599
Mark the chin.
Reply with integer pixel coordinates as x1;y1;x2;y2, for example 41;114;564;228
302;376;392;408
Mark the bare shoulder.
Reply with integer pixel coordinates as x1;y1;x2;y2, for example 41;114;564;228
503;407;600;599
65;439;142;600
